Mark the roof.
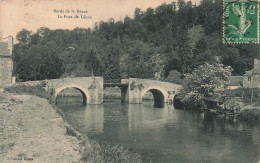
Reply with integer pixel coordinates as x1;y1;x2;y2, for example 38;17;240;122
224;97;243;106
227;76;243;86
244;70;253;77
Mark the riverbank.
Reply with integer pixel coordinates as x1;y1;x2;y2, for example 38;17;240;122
0;92;82;162
0;91;142;163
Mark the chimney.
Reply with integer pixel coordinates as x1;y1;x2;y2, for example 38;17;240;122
7;35;13;55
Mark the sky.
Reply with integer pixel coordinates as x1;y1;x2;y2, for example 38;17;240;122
0;0;200;39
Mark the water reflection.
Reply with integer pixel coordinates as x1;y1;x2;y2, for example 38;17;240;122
84;105;104;134
128;102;178;133
102;101;130;144
56;97;104;134
57;97;259;163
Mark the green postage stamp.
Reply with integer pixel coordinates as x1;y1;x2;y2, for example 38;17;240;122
223;0;259;44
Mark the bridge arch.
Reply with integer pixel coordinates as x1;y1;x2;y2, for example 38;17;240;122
55;84;90;105
141;86;168;106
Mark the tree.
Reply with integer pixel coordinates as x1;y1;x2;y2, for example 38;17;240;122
150;54;166;80
164;70;182;84
120;40;157;79
181;62;233;109
12;0;258;82
16;45;63;81
16;29;31;44
175;29;193;74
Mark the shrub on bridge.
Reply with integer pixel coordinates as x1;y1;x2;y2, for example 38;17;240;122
4;84;53;103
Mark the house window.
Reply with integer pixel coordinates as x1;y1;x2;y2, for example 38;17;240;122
248;77;251;82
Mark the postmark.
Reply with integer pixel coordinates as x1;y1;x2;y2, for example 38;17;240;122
223;0;259;44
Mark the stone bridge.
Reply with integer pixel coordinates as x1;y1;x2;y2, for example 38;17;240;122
7;77;182;105
12;77;103;105
120;78;182;105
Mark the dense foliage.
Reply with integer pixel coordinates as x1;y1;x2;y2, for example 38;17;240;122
13;0;259;82
238;109;260;125
181;62;233;109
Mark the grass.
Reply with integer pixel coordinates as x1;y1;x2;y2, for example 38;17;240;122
63;118;142;162
4;84;54;103
82;140;142;163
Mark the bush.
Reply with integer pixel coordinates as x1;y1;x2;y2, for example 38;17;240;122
238;109;260;125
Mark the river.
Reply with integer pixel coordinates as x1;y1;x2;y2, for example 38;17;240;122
57;96;259;163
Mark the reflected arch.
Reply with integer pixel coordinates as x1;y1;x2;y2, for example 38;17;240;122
55;84;90;105
141;87;168;107
173;93;184;109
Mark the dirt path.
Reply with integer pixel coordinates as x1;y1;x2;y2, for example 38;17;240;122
0;93;82;163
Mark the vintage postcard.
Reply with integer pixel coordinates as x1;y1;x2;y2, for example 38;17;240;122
0;0;259;162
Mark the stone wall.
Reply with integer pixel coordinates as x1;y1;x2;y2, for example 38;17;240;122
0;36;13;87
253;75;260;88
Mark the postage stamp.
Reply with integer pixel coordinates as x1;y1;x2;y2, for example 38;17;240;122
223;0;259;44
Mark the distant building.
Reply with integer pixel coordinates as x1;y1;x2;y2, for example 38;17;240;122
226;59;260;89
0;36;14;87
226;76;243;90
243;59;260;88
